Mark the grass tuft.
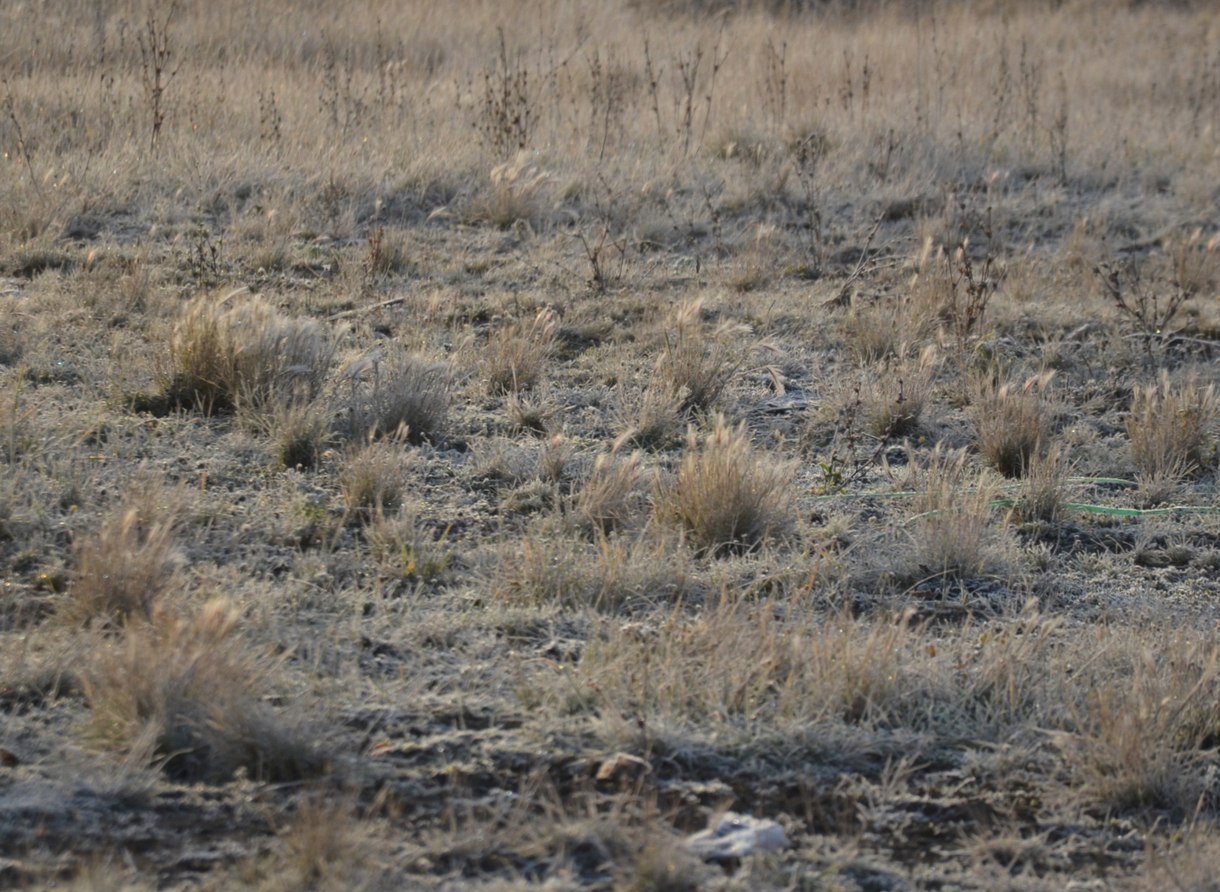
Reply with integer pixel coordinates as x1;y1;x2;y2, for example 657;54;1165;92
572;451;645;536
166;289;332;414
659;415;796;556
82;599;325;782
484;308;558;395
65;484;181;627
264;398;335;471
1127;371;1217;489
340;349;450;444
864;445;1011;589
975;372;1053;478
651;299;751;414
859;346;937;439
339;438;409;525
496;523;688;611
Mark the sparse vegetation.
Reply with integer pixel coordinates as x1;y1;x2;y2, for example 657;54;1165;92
4;1;1220;888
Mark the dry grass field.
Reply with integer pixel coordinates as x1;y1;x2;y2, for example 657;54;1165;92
4;0;1220;888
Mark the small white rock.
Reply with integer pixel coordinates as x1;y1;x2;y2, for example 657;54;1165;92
684;811;790;862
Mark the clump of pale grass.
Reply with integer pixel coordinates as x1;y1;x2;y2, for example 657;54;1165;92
975;372;1054;478
81;599;324;782
272;796;370;891
572;451;645;536
859;346;937;439
906;238;970;338
0;626;83;705
249;397;334;470
539;433;574;485
1055;631;1220;818
483;308;558;395
563;598;1061;754
167;289;332;414
470;436;539;486
623;829;714;891
0;303;22;366
471;151;550;229
339;349;450;444
658;415;796;556
1014;444;1070;524
619;383;684;450
65;485;181;626
1127;371;1217;492
505;389;554;435
845;301;908;364
495;523;688;611
1;375;34;464
339;439;409;524
866;445;1011;589
1168;228;1220;298
366;508;454;585
651;298;752;414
